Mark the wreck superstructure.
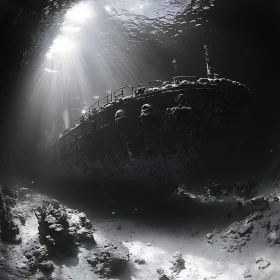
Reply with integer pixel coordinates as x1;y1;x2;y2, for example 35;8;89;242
39;46;250;192
41;74;250;191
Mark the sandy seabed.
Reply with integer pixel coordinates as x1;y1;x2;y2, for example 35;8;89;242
0;176;280;280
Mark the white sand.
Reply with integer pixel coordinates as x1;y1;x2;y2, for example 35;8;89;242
0;176;280;280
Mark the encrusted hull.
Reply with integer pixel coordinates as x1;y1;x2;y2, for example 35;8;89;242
60;130;192;188
41;78;250;192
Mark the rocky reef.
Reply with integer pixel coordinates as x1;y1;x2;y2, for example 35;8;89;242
24;242;54;274
0;184;21;244
1;178;280;280
157;268;173;280
87;242;129;278
156;252;186;280
34;199;95;255
205;193;280;254
169;251;185;275
32;198;130;278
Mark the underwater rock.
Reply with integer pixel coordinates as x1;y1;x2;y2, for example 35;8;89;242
266;220;280;244
1;184;17;198
243;269;252;278
3;197;16;208
206;232;214;244
24;243;54;273
34;199;95;255
156;268;173;280
219;212;263;252
27;256;38;272
13;210;27;225
134;257;146;265
266;229;280;244
87;242;129;278
255;257;271;269
68;211;96;243
206;232;214;239
0;185;21;244
169;251;185;275
37;261;54;273
24;244;48;261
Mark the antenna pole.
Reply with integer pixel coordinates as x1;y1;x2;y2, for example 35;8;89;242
204;45;215;79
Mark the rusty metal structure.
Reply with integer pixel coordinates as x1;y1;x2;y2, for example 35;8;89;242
41;74;250;192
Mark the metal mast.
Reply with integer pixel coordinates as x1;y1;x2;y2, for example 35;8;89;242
204;45;218;79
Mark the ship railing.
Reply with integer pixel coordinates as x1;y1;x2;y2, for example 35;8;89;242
45;76;216;148
50;78;171;145
173;76;198;83
73;79;163;127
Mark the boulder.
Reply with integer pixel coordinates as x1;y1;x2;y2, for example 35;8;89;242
169;251;185;275
37;261;54;273
135;258;146;265
156;268;173;280
0;186;20;243
87;242;129;278
34;199;95;255
255;257;271;269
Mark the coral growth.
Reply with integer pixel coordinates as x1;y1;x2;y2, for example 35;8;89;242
34;199;95;255
169;251;185;275
0;185;21;243
87;242;129;278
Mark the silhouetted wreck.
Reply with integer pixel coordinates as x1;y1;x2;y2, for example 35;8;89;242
41;47;250;192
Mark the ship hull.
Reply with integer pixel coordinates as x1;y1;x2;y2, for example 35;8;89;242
42;128;192;192
41;120;249;193
40;78;251;193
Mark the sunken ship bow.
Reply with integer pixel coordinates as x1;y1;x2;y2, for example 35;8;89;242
42;74;250;192
41;46;250;192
